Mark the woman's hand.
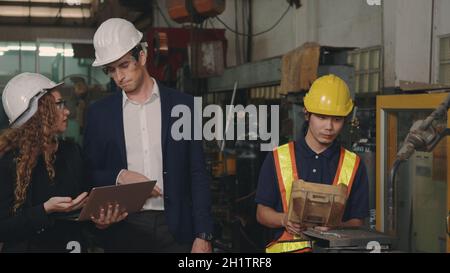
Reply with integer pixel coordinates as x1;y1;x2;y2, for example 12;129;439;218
91;203;128;230
43;192;88;214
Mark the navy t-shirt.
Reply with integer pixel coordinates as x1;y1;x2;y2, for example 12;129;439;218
255;137;369;240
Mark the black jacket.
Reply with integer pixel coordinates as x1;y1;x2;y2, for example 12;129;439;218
0;140;89;252
83;85;213;244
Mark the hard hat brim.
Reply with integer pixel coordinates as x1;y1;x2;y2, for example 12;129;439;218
304;99;354;117
9;81;64;128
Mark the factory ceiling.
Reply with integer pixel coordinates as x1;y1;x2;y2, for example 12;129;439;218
0;0;153;30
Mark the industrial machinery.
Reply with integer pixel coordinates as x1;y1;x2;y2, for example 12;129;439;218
395;94;450;161
146;27;227;93
304;228;394;253
387;93;450;252
167;0;225;24
377;92;450;253
351;108;376;230
205;83;268;252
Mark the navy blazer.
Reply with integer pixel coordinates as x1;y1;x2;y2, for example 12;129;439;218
83;84;213;244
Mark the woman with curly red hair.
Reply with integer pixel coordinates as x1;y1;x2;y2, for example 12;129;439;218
0;73;89;252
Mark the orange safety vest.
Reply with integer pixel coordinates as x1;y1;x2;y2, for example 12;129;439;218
265;142;361;253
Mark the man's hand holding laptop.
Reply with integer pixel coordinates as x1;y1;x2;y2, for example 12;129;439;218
91;170;161;229
117;170;162;198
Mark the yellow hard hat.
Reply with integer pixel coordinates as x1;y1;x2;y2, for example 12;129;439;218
304;74;354;117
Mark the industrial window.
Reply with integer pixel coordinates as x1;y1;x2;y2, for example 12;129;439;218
439;36;450;85
347;47;382;93
0;41;109;88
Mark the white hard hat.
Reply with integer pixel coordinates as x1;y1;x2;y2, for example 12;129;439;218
92;18;143;67
1;73;63;128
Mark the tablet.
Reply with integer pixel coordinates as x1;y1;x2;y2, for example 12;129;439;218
61;181;156;221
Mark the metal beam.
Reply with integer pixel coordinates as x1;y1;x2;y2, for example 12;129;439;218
0;25;95;41
0;17;94;26
208;57;282;92
0;1;91;9
207;57;356;98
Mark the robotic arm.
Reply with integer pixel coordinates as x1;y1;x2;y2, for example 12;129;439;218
396;93;450;161
387;92;450;235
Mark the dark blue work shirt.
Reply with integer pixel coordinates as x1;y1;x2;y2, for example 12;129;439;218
255;137;369;240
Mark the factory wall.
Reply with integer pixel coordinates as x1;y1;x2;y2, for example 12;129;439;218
151;0;450;88
383;0;433;87
153;0;382;66
432;0;450;84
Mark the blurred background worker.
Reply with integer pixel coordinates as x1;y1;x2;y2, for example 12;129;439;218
255;74;369;253
0;73;89;252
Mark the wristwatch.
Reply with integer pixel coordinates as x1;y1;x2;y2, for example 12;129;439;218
196;232;214;242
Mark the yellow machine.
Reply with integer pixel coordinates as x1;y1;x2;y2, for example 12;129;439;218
376;92;450;253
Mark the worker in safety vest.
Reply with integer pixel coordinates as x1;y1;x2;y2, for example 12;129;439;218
255;74;369;253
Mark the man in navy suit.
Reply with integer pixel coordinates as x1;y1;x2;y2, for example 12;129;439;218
83;18;213;253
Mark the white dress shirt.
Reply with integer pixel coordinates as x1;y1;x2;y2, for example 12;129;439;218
122;78;164;211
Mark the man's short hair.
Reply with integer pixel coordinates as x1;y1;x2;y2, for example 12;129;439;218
130;43;147;62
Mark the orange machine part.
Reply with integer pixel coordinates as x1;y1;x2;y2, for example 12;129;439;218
167;0;225;23
167;0;191;24
193;0;225;17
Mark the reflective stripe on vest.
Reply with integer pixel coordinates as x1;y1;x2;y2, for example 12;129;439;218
273;142;298;213
266;142;360;253
266;239;313;253
332;148;361;195
267;142;311;253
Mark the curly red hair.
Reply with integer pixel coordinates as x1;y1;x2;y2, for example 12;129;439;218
0;91;59;212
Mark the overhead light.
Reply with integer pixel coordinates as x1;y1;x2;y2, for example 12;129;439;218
7;45;20;51
0;43;75;57
39;46;74;57
66;0;82;5
39;46;60;57
64;49;74;57
0;6;91;18
0;45;38;52
39;46;61;52
20;45;37;51
39;51;57;57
